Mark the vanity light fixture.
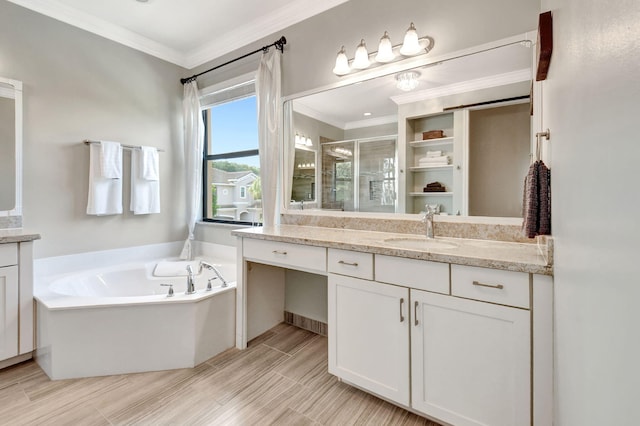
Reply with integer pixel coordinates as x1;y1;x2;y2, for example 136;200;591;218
352;40;371;69
332;22;433;76
395;70;421;91
295;133;313;147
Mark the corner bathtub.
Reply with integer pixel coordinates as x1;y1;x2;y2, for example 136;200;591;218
34;244;236;380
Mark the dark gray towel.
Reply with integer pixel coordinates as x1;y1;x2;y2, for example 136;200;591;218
522;160;551;238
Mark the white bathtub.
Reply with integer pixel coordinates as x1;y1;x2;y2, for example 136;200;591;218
34;242;237;380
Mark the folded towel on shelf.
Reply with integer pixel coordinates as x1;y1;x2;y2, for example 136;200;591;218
130;147;160;215
426;150;442;157
87;143;122;215
424;181;446;192
522;160;552;238
140;146;159;181
99;141;122;179
418;155;450;166
153;261;200;277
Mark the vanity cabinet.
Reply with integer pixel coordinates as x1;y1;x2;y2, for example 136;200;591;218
0;240;36;369
328;274;410;406
0;259;19;362
411;289;530;426
328;252;532;426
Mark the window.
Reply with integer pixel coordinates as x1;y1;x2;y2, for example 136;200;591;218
202;77;261;224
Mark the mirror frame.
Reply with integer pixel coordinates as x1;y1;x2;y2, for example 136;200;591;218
0;77;22;218
280;31;537;221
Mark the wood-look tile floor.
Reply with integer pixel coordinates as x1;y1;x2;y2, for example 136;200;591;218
0;323;441;425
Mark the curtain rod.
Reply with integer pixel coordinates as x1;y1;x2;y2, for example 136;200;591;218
84;140;165;152
180;36;287;85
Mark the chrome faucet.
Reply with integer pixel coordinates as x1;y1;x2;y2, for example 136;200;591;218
185;264;196;295
200;261;228;288
422;205;436;239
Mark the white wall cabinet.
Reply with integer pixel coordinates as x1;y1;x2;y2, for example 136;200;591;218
411;289;530;426
328;274;410;406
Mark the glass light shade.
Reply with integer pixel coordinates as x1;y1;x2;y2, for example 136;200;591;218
400;22;423;56
306;137;313;146
396;70;421;91
332;46;350;75
375;31;395;63
352;39;371;69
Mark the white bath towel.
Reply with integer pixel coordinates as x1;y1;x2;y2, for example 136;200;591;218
131;148;160;215
87;143;123;215
100;141;122;178
425;150;442;157
418;155;450;166
140;146;159;181
154;261;200;277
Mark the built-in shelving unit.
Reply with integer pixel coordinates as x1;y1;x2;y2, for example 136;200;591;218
405;112;462;214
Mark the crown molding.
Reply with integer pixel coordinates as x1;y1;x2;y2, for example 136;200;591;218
344;114;398;130
184;0;350;69
294;102;346;130
7;0;349;69
6;0;187;66
391;69;532;105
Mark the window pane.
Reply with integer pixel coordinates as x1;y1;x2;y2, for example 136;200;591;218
205;156;261;223
208;96;258;156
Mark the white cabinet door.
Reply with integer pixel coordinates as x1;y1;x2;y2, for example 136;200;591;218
411;289;530;426
0;265;19;362
328;274;410;406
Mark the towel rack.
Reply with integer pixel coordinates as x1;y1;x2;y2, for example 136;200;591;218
83;140;165;152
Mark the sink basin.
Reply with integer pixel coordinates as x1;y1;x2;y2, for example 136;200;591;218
382;237;459;250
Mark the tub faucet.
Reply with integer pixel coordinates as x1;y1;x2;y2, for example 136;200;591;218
185;265;196;295
422;205;436;239
200;261;228;288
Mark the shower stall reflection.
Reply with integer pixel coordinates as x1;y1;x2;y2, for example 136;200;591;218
321;136;397;213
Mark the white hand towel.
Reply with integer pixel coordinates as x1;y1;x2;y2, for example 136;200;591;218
100;141;122;178
426;150;442;157
87;144;123;215
131;148;160;215
140;146;159;181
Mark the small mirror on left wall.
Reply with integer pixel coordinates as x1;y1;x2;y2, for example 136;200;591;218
291;147;317;207
0;77;22;214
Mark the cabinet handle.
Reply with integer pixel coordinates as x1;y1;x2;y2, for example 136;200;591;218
272;250;288;255
399;298;405;322
338;260;358;267
472;280;504;290
414;301;419;326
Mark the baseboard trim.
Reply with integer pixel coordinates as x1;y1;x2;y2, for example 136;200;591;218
284;311;327;336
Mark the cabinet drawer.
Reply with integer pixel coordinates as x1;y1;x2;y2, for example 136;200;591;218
0;243;18;267
243;238;327;273
375;255;449;294
451;265;530;309
328;249;373;280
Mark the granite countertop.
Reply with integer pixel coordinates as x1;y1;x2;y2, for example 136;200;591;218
0;229;41;244
232;225;552;275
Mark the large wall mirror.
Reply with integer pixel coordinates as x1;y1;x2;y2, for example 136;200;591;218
0;77;22;216
283;33;535;219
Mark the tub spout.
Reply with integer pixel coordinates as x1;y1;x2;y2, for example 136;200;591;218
200;261;228;288
185;265;196;295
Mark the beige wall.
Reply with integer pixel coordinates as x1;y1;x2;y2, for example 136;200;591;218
468;103;530;217
0;2;187;257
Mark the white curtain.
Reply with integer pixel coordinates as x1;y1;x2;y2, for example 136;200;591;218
180;80;204;260
256;48;282;227
282;101;295;211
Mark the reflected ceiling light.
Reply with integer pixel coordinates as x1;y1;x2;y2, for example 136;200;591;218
352;40;371;69
399;22;423;56
332;46;350;75
332;23;433;76
375;31;395;63
396;70;421;91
